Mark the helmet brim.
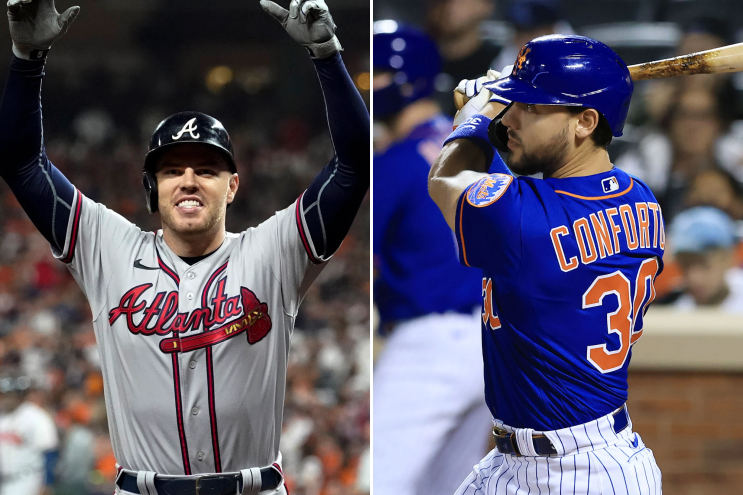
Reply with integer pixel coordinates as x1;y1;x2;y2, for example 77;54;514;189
484;75;584;107
143;141;237;174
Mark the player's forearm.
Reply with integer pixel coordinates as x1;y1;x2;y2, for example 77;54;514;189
0;55;76;253
313;53;370;173
428;141;489;230
0;56;47;175
297;54;369;260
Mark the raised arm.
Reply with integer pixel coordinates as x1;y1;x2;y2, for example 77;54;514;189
262;0;369;262
0;0;80;255
428;102;505;231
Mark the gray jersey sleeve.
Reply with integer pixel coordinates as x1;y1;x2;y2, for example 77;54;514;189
246;198;326;318
54;190;147;319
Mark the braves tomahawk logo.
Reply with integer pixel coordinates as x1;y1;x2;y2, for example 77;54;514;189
108;278;272;354
172;118;200;140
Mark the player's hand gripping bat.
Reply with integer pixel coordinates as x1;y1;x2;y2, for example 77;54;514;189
454;41;743;111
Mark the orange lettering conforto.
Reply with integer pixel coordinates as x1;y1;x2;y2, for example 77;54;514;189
619;204;639;250
636;203;650;249
590;211;614;258
605;208;622;254
574;218;598;264
647;203;660;248
550;226;578;272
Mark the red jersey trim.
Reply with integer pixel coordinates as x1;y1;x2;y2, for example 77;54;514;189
295;192;323;265
61;189;83;264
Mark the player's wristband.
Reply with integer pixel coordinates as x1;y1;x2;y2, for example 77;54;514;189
306;36;343;59
443;114;496;166
12;42;49;61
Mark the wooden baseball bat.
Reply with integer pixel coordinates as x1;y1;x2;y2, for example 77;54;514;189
454;42;743;110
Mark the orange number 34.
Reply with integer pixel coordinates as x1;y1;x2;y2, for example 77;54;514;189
583;258;660;373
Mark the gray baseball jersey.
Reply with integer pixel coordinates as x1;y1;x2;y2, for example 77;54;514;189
55;189;324;475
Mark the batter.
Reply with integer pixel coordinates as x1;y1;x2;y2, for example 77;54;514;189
429;35;664;494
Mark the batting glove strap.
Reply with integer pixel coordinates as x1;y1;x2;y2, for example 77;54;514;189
305;35;343;59
443;114;496;166
12;42;49;60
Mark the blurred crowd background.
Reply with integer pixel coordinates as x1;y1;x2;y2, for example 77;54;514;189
0;1;370;494
374;0;743;312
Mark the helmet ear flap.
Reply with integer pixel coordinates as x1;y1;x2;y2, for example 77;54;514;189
488;102;512;153
142;170;159;214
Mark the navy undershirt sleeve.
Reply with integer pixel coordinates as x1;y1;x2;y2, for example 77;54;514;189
0;56;76;254
301;53;369;261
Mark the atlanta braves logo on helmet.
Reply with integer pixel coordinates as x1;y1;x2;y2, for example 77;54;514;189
172;118;200;140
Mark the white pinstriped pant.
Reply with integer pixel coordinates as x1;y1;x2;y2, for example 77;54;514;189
455;407;662;495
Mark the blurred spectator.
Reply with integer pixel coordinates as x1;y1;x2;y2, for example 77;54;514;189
685;168;743;220
616;86;743;222
642;17;735;127
663;207;743;311
426;0;501;115
0;376;59;495
490;0;572;74
54;393;96;495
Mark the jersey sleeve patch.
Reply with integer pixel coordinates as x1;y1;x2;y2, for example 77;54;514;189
466;173;514;207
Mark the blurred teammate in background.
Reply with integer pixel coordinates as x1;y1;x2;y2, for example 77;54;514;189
666;207;743;311
373;22;491;495
0;376;58;495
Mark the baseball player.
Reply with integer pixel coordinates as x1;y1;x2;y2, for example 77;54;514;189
428;35;665;494
0;376;59;495
372;23;491;495
0;0;369;494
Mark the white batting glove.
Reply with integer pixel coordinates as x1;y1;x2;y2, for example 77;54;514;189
7;0;80;59
453;66;512;129
260;0;342;59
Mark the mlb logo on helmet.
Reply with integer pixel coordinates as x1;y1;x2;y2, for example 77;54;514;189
602;177;619;193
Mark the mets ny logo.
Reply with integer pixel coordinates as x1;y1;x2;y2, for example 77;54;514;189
466;173;514;207
108;278;272;354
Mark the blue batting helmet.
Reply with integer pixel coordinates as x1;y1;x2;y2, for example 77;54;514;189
373;21;441;117
485;34;633;137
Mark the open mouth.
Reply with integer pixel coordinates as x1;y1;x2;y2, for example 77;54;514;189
175;198;204;213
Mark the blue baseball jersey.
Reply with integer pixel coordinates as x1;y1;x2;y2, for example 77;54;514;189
456;156;664;431
374;116;482;325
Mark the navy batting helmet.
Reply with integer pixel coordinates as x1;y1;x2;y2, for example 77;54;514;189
142;111;236;214
485;35;633;140
373;21;441;117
